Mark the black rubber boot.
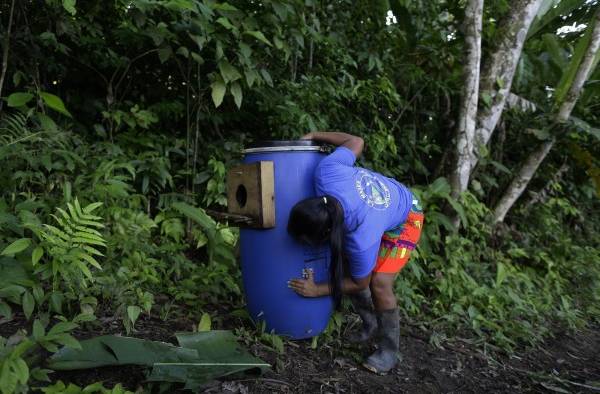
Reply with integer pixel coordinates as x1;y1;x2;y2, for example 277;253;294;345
347;288;378;343
362;308;401;374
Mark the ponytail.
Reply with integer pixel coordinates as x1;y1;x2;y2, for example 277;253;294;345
324;195;344;309
288;195;345;309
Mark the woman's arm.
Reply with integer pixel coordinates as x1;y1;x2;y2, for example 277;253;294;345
302;131;364;158
288;269;370;297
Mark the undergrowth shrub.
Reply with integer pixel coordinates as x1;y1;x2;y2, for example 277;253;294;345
395;180;600;350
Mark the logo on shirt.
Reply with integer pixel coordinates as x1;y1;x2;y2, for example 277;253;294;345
355;171;391;210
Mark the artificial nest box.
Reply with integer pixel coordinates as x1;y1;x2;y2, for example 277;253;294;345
226;161;275;228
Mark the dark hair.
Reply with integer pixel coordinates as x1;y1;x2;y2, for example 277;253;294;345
287;195;344;308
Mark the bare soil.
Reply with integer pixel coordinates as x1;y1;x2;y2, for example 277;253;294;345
3;309;598;394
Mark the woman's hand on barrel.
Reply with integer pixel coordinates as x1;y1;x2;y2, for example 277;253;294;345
300;132;314;140
288;269;321;297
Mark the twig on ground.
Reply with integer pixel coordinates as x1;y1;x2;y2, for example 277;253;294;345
508;365;600;392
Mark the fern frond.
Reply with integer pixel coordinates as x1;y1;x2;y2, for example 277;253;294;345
41;198;107;284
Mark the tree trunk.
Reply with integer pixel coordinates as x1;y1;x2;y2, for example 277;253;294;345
470;0;543;170
0;0;16;110
492;10;600;223
492;138;555;223
451;0;483;200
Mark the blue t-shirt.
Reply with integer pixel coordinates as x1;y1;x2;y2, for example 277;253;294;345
314;147;413;279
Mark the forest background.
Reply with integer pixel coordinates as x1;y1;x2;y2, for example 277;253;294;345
0;0;599;392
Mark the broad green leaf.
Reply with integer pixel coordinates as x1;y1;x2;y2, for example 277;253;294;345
244;31;272;46
151;331;270;388
30;368;51;383
230;82;242;108
48;333;261;393
50;292;64;314
428;177;451;196
273;36;284;50
37;113;58;132
32;246;43;266
0;285;26;300
48;335;199;369
216;17;235;30
446;196;467;227
272;2;288;21
62;0;76;15
6;92;34;107
260;69;273;87
218;61;242;83
1;238;31;256
198;313;211;332
198;2;214;18
55;334;82;350
0;301;11;318
172;202;216;231
22;291;35;320
427;211;454;232
158;47;172;64
570;115;600;141
527;128;551;140
210;79;226;108
127;305;141;325
213;2;238;11
480;92;492;107
14;359;29;384
496;263;508;287
165;0;196;11
40;92;72;117
33;319;45;340
176;46;189;58
244;69;259;88
48;321;78;336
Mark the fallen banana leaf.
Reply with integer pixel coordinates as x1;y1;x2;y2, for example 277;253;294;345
147;331;269;390
176;331;263;364
48;335;198;369
47;331;270;389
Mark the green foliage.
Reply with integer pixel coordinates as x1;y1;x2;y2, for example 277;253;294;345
0;318;81;394
554;16;600;107
35;199;106;291
396;187;600;349
0;0;599;391
40;381;134;394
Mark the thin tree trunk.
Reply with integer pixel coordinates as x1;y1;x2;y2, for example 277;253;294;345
493;10;600;223
451;0;483;201
185;60;192;235
471;0;543;170
0;0;16;110
492;138;555;223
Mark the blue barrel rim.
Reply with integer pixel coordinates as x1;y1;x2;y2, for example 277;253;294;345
247;140;323;148
244;140;329;154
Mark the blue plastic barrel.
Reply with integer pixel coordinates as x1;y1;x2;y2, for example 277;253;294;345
240;141;332;339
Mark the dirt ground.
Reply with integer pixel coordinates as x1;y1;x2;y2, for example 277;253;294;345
240;323;600;394
3;310;599;394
